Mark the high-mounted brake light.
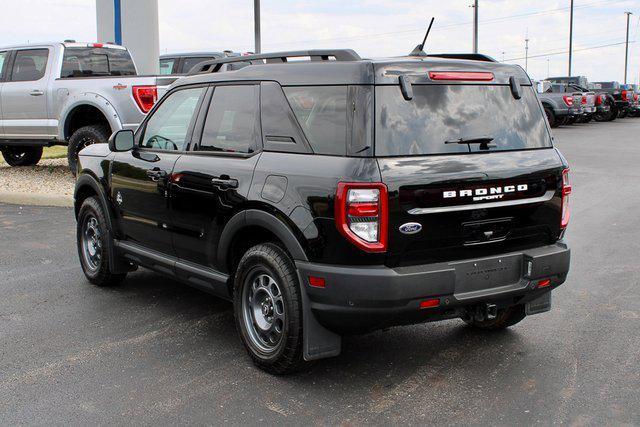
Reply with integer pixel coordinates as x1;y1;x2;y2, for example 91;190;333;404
132;85;158;113
561;168;571;229
562;95;574;107
428;71;494;81
335;182;388;252
92;43;104;48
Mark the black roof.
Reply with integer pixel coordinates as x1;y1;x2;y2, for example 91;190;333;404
169;49;531;89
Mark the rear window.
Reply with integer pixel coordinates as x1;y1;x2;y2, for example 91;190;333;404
284;86;347;155
61;47;136;77
375;85;552;156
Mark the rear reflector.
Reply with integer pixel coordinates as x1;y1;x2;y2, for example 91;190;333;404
537;279;551;288
419;299;440;309
308;276;326;288
428;71;494;81
132;85;158;113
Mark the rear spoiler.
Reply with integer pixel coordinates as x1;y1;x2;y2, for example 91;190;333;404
426;53;497;63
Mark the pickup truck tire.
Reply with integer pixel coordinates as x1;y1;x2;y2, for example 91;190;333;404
68;125;110;176
77;196;127;287
543;107;558;128
233;243;307;375
618;109;628;119
1;146;43;167
463;304;526;330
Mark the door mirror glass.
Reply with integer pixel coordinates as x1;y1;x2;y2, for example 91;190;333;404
109;129;134;152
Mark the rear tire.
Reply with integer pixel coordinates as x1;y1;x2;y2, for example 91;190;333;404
463;304;526;331
1;146;43;166
233;243;307;375
77;196;126;287
544;107;557;128
67;125;110;176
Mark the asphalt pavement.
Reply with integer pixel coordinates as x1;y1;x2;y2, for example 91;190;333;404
1;119;639;425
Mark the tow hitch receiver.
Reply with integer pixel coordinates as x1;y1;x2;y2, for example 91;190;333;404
471;303;498;322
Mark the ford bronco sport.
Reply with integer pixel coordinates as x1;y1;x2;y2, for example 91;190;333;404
74;49;571;375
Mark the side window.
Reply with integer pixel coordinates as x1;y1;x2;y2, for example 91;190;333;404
284;86;347;155
181;57;215;74
0;52;7;79
140;86;205;151
198;85;259;153
159;58;175;75
11;49;48;82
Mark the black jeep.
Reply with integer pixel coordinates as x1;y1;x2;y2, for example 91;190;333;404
74;49;571;374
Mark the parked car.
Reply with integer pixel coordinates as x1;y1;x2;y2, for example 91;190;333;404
74;49;571;374
591;81;632;119
621;84;640;117
536;81;583;127
159;51;238;75
0;41;178;173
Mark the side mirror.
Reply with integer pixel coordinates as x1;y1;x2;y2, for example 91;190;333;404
108;129;135;152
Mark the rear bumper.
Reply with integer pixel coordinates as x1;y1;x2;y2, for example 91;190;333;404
297;242;570;334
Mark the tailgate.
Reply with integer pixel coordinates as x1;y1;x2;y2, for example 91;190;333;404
379;149;565;267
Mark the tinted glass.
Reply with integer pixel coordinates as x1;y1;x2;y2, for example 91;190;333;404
159;58;175;75
61;48;136;77
141;87;205;150
284;86;347;155
0;52;6;77
181;57;215;74
11;49;48;81
375;85;552;156
199;85;258;153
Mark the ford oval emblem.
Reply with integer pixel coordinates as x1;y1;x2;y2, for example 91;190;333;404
399;222;422;235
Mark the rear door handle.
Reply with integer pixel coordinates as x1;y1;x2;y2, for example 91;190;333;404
146;168;168;181
30;90;44;96
211;176;238;189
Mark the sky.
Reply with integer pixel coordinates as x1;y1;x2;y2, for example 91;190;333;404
0;0;638;83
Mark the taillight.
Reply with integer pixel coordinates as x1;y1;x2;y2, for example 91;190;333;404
335;182;388;252
581;95;586;105
634;93;639;102
428;71;494;81
561;168;571;230
562;95;573;107
621;90;628;101
595;94;603;106
132;85;158;113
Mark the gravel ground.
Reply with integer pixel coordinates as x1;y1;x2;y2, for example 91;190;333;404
0;158;74;198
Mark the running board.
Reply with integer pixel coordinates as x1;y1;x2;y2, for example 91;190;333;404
114;240;231;300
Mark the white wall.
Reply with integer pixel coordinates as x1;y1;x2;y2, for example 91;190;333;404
95;0;159;75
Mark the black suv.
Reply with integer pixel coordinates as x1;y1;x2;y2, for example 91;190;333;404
74;50;571;374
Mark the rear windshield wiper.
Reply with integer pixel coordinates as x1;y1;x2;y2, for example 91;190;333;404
444;137;495;149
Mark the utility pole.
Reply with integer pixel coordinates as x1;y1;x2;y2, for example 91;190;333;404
568;0;574;76
472;0;479;53
547;58;550;78
501;51;505;62
254;0;261;54
624;11;632;84
525;34;530;72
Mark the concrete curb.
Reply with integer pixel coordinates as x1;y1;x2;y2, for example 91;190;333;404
0;192;73;208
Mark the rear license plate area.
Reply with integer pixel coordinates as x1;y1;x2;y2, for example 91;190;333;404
454;254;522;293
462;218;512;245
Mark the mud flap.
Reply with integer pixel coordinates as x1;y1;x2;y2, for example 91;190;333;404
525;291;552;315
299;274;342;361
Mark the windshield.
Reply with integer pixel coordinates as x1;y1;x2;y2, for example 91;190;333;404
61;47;136;77
375;84;552;156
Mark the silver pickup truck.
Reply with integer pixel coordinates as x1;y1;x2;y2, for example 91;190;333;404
0;41;178;173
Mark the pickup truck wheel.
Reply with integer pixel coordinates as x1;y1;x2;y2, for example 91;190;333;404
68;125;110;176
1;146;43;166
463;304;526;331
77;196;126;287
233;243;307;375
543;107;558;128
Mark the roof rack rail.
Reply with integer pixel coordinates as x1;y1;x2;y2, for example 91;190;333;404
426;53;497;63
188;49;362;75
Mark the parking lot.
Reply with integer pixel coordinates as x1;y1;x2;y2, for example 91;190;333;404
1;119;639;425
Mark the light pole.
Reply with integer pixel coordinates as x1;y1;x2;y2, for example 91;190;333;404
568;0;574;76
254;0;261;54
472;0;479;53
624;11;632;84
